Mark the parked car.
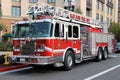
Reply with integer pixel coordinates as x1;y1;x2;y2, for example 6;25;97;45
115;42;120;53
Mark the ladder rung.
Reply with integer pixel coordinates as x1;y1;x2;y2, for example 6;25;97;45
25;2;102;28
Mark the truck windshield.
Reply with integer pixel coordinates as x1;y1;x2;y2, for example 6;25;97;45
14;22;53;38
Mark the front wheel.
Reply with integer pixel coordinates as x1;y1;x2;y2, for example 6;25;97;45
63;50;75;71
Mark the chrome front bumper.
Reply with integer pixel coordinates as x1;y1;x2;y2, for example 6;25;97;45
9;55;54;65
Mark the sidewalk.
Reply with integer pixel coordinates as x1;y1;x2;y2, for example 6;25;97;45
0;51;13;56
0;51;30;72
0;64;30;72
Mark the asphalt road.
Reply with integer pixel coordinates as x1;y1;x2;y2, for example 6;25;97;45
0;53;120;80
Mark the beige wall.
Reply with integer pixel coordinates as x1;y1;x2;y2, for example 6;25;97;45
92;0;97;19
0;0;119;35
55;0;64;7
21;0;29;17
1;0;11;17
0;19;17;35
0;0;118;23
80;0;86;16
113;0;118;22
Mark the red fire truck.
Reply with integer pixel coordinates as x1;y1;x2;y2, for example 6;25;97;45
9;3;115;70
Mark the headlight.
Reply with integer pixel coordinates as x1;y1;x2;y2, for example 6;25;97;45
37;44;45;52
13;45;20;52
14;48;20;52
37;49;44;52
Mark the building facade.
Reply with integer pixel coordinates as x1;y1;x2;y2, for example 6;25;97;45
0;0;118;35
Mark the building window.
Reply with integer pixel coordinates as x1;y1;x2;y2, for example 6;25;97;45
109;0;112;2
100;15;103;22
96;13;99;20
48;0;56;3
12;6;21;16
96;1;99;9
86;10;91;17
110;19;112;23
110;8;112;15
107;17;109;26
0;7;1;16
107;7;109;14
67;0;71;2
12;0;21;2
100;2;104;11
29;0;38;3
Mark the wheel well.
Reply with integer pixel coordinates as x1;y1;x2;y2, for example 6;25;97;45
98;47;108;53
104;46;109;54
67;48;75;59
97;47;103;54
63;48;75;62
98;47;109;56
98;47;103;51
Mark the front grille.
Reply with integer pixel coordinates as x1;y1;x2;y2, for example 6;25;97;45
21;40;35;55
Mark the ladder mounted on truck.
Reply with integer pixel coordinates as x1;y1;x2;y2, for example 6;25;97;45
25;3;101;28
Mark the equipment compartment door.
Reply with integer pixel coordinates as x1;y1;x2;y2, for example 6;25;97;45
80;27;91;57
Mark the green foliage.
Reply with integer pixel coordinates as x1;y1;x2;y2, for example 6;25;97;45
108;22;120;42
0;9;2;17
0;23;4;31
75;7;82;14
0;42;13;51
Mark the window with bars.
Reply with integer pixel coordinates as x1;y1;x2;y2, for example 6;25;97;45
12;6;21;16
100;15;103;22
96;1;99;10
48;0;56;3
67;0;71;2
29;0;38;3
12;0;21;2
100;2;104;11
107;7;109;14
110;8;112;15
64;0;71;2
96;13;99;20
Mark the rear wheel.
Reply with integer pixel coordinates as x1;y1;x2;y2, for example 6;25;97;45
63;50;75;71
95;48;102;62
102;48;108;60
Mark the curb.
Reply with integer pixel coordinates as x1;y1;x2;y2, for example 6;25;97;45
0;64;30;72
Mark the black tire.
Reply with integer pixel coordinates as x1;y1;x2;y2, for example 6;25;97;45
63;50;75;71
95;48;102;62
102;48;108;60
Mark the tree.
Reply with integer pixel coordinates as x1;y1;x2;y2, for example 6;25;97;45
0;23;4;42
75;7;82;14
0;9;2;17
0;23;4;31
108;22;120;42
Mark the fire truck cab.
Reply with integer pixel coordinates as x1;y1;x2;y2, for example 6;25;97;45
9;3;114;70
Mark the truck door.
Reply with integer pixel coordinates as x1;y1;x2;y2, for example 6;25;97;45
72;25;80;53
54;22;65;56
